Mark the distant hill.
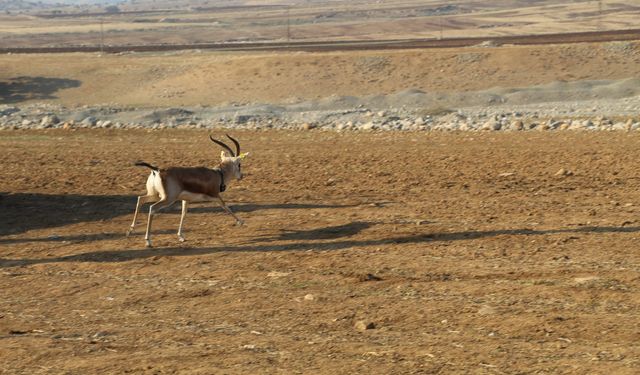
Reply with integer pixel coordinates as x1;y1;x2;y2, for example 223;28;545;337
0;0;124;12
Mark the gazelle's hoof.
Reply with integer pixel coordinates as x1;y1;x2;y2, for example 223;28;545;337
178;236;186;243
235;220;245;226
145;240;152;248
126;228;133;237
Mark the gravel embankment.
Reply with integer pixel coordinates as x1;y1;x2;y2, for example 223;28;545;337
2;79;640;132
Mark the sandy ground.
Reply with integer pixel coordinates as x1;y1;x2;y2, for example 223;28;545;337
2;40;640;107
1;129;640;374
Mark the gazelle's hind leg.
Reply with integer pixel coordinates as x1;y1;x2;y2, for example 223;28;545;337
177;200;188;242
128;171;161;238
145;198;174;248
126;194;159;236
217;196;244;226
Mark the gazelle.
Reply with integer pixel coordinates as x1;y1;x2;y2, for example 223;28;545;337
127;134;249;247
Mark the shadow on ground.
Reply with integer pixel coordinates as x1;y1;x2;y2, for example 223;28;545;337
0;193;131;237
0;76;81;103
0;192;358;237
2;224;639;268
252;222;375;242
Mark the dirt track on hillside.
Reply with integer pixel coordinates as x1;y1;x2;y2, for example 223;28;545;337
1;129;639;374
3;28;640;54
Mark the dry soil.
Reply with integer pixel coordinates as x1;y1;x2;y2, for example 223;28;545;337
1;129;639;374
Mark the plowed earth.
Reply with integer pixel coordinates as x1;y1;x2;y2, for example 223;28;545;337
1;129;640;374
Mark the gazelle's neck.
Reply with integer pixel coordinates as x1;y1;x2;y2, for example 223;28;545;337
217;161;235;184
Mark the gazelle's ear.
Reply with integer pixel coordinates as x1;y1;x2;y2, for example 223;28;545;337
239;152;250;159
221;151;230;159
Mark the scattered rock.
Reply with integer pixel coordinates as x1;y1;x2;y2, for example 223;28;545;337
40;115;59;128
536;123;550;131
235;115;253;124
481;119;501;131
508;120;524;131
301;123;316;130
81;116;98;126
354;321;376;331
555;168;574;177
360;122;376;131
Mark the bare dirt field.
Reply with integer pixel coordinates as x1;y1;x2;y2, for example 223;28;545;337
2;0;638;48
1;129;640;373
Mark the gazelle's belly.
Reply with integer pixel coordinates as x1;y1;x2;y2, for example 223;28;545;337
177;191;215;202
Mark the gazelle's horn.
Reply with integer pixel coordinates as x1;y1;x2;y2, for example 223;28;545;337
226;134;240;157
209;135;235;156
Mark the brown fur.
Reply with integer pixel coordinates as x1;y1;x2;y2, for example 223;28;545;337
160;166;223;197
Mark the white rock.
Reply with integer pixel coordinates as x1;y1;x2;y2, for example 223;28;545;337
360;122;376;131
481;119;501;131
40;115;59;127
507;120;523;131
82;117;97;126
612;122;627;131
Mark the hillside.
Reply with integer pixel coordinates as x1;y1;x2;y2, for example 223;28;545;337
2;40;639;108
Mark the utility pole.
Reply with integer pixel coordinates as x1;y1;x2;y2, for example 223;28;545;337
597;0;603;31
100;18;104;53
286;5;291;43
439;15;443;40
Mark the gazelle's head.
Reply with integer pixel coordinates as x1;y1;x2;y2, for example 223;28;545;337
210;134;249;180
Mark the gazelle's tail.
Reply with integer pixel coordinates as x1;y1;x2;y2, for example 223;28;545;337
134;161;159;172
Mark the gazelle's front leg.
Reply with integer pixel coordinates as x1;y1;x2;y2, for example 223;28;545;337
145;199;173;248
177;200;188;242
127;195;158;236
217;196;244;226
